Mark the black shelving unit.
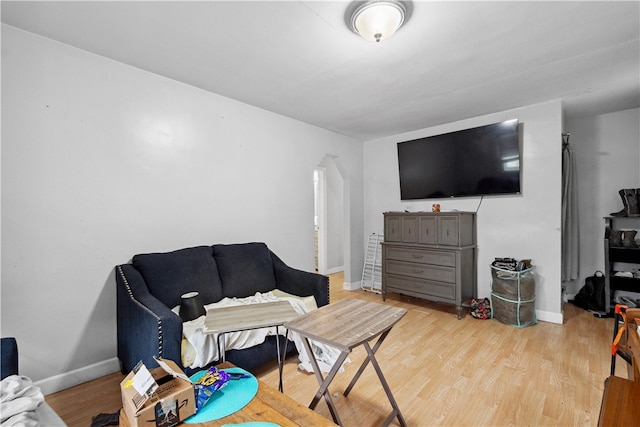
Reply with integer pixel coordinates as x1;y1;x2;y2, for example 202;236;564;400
603;216;640;313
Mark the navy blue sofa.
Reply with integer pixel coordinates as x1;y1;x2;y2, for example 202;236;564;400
116;242;329;375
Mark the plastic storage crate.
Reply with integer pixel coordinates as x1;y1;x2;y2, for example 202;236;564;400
490;265;536;327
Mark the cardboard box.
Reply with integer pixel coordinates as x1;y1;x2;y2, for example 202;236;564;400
120;358;195;427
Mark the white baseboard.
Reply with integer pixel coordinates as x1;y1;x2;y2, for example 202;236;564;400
335;280;563;323
563;290;577;303
342;280;361;291
36;357;121;395
536;309;563;324
325;266;344;275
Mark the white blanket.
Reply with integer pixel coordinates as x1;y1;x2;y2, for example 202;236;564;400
0;375;44;427
176;292;348;373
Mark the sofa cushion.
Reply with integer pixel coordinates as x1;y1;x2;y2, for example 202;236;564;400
212;242;277;298
133;246;223;309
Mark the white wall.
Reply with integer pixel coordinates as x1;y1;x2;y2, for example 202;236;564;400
564;108;640;295
0;25;363;391
363;101;564;323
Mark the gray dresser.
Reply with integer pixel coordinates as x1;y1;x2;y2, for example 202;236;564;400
382;211;477;318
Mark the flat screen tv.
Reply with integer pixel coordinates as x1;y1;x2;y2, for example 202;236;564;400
397;119;520;200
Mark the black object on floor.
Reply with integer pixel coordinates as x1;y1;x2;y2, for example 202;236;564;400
90;409;121;427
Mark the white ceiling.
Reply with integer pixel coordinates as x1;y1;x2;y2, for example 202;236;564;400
2;1;639;140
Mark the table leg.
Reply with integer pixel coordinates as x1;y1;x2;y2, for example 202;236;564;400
344;329;390;397
362;341;407;427
300;336;349;427
275;326;288;393
216;333;227;363
342;329;406;427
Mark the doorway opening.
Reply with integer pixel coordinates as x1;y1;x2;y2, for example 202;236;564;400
314;168;325;272
314;157;344;276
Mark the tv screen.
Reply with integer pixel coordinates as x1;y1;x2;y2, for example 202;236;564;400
397;119;520;200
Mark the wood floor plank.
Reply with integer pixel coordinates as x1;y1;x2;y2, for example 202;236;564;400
46;272;627;426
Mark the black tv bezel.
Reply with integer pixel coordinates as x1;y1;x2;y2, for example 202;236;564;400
397;119;521;201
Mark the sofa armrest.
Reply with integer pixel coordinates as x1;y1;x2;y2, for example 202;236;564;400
270;252;329;307
116;265;183;373
1;337;18;380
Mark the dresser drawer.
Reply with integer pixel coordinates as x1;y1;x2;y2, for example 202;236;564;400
385;215;402;242
384;274;455;300
385;260;456;283
385;246;456;267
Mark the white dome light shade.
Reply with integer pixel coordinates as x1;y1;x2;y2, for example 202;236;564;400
350;1;406;42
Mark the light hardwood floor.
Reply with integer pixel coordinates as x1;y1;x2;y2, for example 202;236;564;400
46;272;623;426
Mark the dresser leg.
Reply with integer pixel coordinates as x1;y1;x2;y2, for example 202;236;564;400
456;306;462;319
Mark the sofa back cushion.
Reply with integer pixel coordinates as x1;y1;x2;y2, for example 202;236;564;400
212;242;277;298
132;246;223;309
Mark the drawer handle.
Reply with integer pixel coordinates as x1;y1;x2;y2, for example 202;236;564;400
411;254;424;259
412;269;424;274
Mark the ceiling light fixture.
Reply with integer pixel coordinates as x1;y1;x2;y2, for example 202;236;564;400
347;1;410;43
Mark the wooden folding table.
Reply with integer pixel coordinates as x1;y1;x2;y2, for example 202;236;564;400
285;298;407;427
